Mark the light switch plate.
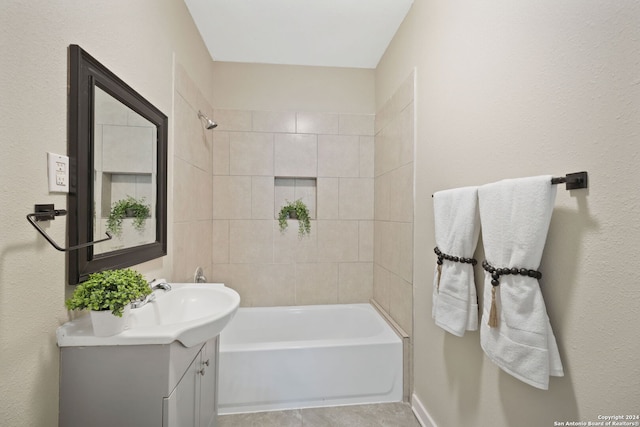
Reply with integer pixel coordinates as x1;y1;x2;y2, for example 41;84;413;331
47;152;69;193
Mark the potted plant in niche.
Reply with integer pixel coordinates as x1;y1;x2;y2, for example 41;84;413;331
278;199;311;237
106;195;151;237
65;268;151;336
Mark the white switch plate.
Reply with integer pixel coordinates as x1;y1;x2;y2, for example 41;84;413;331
47;152;69;193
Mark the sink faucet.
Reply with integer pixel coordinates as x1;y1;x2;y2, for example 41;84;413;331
152;282;172;291
131;280;171;309
150;279;172;292
131;292;156;309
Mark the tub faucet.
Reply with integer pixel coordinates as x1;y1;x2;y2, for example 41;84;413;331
194;267;207;283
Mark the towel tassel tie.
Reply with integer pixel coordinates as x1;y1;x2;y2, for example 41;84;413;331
488;285;499;327
434;247;477;293
482;260;542;328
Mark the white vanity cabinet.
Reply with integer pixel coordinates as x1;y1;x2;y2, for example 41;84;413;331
59;337;219;427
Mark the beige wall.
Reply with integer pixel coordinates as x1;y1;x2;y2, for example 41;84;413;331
376;1;640;426
0;1;214;426
212;61;375;114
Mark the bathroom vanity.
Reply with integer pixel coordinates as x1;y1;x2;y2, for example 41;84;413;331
59;338;218;427
56;283;240;427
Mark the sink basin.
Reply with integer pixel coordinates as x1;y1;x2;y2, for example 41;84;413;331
56;283;240;348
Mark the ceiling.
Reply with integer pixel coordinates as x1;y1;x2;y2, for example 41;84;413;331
183;0;414;69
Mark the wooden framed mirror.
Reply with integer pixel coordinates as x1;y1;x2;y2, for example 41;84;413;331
67;45;167;285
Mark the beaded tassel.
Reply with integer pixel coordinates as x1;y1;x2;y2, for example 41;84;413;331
488;286;498;328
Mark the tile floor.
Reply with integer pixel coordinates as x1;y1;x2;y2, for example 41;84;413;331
218;402;421;427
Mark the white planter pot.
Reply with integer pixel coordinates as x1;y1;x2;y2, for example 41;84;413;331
90;305;131;337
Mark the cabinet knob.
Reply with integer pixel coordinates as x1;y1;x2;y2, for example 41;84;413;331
197;367;206;376
204;359;210;367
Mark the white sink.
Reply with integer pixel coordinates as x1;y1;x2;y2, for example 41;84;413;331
56;283;240;348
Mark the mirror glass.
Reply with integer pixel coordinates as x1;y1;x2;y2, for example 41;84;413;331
93;87;157;254
68;45;167;284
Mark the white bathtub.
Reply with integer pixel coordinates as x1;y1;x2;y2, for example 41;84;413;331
218;303;403;414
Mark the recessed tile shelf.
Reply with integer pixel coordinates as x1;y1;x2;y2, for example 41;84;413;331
274;177;317;219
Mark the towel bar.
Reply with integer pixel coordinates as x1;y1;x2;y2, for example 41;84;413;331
26;204;112;252
551;171;588;190
431;171;589;197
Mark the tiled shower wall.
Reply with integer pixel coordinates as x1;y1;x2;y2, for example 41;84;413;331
172;64;214;282
373;71;415;338
210;110;375;307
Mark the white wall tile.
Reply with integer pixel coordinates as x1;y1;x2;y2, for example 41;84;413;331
387;163;414;223
339;178;374;220
212;263;295;307
229;220;274;264
296;112;339;134
212;109;252;132
316;178;339;219
212;175;252;219
359;220;374;262
172;221;212;283
338;262;373;303
318;135;359;177
373;263;391;312
229;132;274;176
212;131;230;175
274;133;317;177
274;221;317;263
339;114;375;136
212;220;229;264
359;136;374;178
295;263;339;305
252;110;296;133
316;220;359;262
252;176;275;219
389;273;414;336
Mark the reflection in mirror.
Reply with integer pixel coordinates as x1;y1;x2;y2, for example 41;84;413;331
68;45;167;285
93;87;157;254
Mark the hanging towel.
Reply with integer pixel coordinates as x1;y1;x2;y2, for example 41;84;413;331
478;175;564;390
432;186;481;337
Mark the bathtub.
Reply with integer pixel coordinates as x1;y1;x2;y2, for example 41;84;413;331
218;303;403;414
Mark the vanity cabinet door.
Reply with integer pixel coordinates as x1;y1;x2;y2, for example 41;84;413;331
163;354;199;427
163;337;218;427
199;338;218;427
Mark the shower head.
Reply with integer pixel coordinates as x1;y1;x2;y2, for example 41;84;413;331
197;110;218;129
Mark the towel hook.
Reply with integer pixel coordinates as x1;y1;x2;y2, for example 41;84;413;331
26;204;112;252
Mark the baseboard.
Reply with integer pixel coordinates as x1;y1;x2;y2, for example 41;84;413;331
411;393;437;427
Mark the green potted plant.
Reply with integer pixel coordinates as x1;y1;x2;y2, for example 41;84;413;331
278;199;311;237
65;268;151;336
106;196;151;236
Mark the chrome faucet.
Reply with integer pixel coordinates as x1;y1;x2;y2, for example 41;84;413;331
131;280;171;309
131;292;156;309
151;281;172;291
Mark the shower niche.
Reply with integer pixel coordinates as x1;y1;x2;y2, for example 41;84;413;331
274;177;317;219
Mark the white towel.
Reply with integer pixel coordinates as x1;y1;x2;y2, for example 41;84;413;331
478;175;564;390
432;186;481;337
